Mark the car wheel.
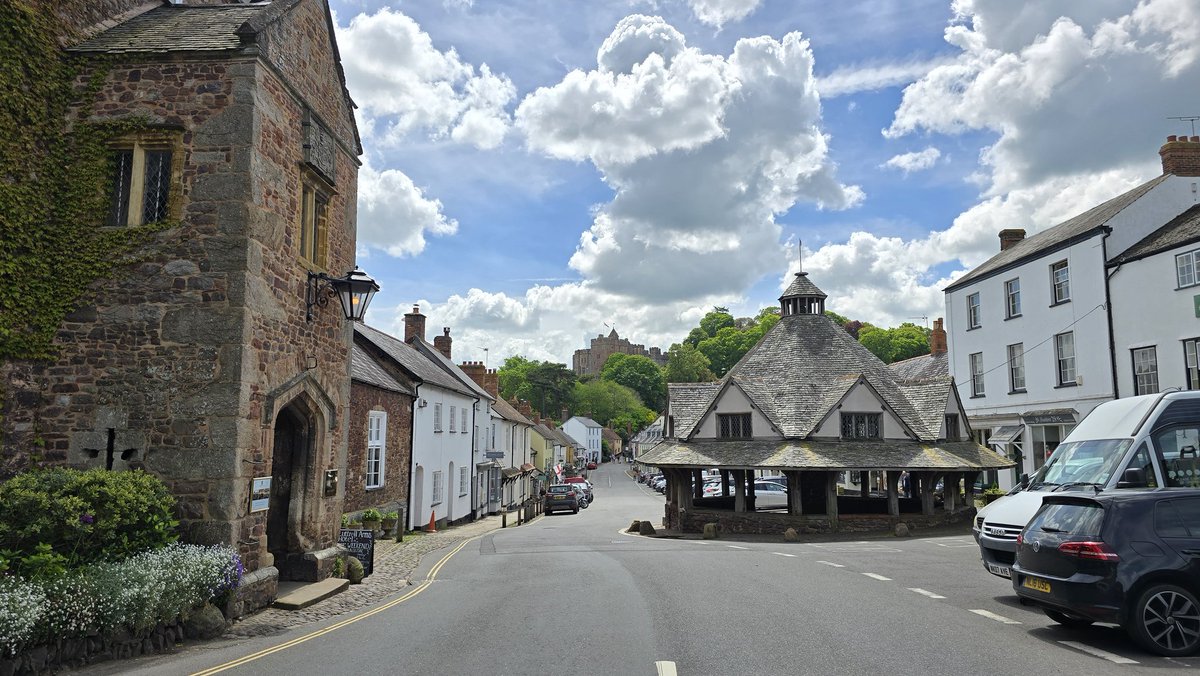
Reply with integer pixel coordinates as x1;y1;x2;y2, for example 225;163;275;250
1128;583;1200;657
1043;609;1094;628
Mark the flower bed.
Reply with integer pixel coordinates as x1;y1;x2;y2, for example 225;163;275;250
0;543;242;673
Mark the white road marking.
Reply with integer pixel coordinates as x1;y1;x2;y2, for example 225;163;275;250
772;552;796;557
816;560;845;568
862;573;891;581
970;609;1021;625
727;545;748;550
807;542;902;553
922;538;976;548
907;588;946;599
1057;641;1138;664
655;661;678;676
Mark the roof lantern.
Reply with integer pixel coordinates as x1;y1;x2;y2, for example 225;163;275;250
778;271;827;317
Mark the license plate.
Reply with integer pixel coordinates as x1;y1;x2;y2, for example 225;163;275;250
1022;576;1051;593
987;563;1011;578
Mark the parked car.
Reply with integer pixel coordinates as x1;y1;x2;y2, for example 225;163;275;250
544;484;580;515
565;478;593;504
976;390;1200;579
1012;489;1200;656
586;462;598;470
752;481;788;509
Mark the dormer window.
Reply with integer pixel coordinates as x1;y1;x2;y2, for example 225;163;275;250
718;413;752;439
841;413;881;440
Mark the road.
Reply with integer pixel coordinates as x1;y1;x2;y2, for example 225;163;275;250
87;463;1197;675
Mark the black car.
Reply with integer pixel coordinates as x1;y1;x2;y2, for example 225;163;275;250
1012;489;1200;656
544;484;580;515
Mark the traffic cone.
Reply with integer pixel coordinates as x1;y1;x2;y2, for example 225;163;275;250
427;510;437;533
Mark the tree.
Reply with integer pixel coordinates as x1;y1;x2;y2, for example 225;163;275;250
599;353;666;411
889;323;931;362
698;325;759;376
858;326;894;363
571;379;649;427
497;356;534;401
498;359;577;419
699;309;735;339
664;342;716;383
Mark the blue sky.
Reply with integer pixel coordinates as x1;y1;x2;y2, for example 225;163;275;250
329;0;1199;365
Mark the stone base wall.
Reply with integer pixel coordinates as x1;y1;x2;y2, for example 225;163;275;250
1;619;185;676
227;565;278;619
675;506;976;535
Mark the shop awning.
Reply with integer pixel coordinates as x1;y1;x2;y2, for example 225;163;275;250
520;463;536;473
990;425;1023;445
501;466;523;481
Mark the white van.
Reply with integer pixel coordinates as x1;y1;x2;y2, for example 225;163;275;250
974;390;1200;578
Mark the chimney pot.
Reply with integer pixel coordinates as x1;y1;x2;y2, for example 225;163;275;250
1192;136;1200;143
998;228;1026;251
1169;135;1178;142
403;305;426;343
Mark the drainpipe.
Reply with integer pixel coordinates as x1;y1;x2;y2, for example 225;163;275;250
469;396;479;521
1102;227;1120;399
406;382;420;534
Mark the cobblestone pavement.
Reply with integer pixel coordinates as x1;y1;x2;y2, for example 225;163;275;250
223;515;508;638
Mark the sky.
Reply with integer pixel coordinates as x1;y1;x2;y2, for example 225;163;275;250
330;0;1200;367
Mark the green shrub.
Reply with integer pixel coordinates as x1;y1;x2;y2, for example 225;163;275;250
382;511;399;521
361;508;382;522
0;468;179;578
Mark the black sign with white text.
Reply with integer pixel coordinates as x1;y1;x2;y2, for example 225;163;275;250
337;528;374;577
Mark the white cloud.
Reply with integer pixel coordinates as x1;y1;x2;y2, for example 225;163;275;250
515;15;861;303
685;0;762;28
882;147;942;173
887;0;1200;193
817;57;953;97
336;8;516;149
356;164;458;257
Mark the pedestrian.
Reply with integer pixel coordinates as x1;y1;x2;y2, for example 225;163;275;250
900;471;911;498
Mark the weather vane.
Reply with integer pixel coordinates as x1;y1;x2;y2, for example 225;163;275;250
1168;116;1200;136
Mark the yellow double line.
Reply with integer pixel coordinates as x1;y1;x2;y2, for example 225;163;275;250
192;536;478;675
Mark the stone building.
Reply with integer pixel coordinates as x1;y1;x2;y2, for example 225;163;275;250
345;344;413;525
1;0;364;610
572;328;667;375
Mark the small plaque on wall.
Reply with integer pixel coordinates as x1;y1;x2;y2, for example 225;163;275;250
324;469;339;497
250;477;271;513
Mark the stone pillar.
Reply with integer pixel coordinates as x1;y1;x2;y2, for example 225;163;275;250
825;471;839;529
734;470;746;513
785;470;802;515
886;470;900;517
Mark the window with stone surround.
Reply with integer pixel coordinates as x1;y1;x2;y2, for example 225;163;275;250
299;182;329;267
107;133;179;226
366;411;386;489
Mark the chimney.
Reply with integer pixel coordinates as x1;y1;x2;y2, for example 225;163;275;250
403;305;426;343
930;317;947;355
1161;135;1200;177
561;407;569;424
433;327;452;360
998;229;1026;251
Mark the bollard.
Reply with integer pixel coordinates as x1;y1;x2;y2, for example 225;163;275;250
502;511;508;528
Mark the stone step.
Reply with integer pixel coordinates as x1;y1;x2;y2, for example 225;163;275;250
272;577;349;611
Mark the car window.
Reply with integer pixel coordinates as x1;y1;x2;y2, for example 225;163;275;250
1027;502;1105;537
1122;442;1159;488
1154;426;1200;488
549;486;571;494
1033;438;1131;487
1168;497;1200;536
1154;501;1191;538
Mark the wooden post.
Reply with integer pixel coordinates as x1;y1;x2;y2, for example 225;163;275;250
918;472;937;516
721;469;731;497
681;470;694;510
785;470;802;515
734;470;746;513
747;474;757;511
693;469;704;499
964;471;980;508
886;470;900;517
825;471;839;529
944;472;959;512
860;471;869;498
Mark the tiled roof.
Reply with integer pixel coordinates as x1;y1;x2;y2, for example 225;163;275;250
888;352;950;382
350;343;413;395
492;397;531;425
410;338;494;402
638;439;1013;471
945;174;1170;292
780;272;826;299
69;4;269;54
1110;204;1200;264
354;325;475;397
679;313;943;440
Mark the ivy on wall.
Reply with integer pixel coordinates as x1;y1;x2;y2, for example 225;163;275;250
0;2;170;360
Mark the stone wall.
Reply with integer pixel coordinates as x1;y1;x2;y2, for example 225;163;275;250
675;506;976;535
345;382;413;515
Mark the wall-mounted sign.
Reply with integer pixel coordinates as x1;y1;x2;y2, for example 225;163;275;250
250;477;271;513
323;469;338;497
485;451;505;459
1023;413;1075;425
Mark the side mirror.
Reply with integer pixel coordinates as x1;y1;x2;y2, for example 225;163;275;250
1116;467;1147;488
1020;473;1030;489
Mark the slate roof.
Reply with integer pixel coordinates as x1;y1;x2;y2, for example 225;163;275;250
631;416;664;444
492;397;531;425
533;423;559;442
350;343;413;395
944;174;1170;292
570;416;602;428
1110;204;1200;264
667;383;722;437
679;313;947;441
410;338;494;402
638;439;1012;471
69;4;269;53
354;325;475;397
888;352;950;382
780;272;827;299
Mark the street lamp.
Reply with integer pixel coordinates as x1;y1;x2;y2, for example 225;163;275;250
305;266;379;322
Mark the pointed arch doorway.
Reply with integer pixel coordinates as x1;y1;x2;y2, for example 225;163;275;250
268;399;316;581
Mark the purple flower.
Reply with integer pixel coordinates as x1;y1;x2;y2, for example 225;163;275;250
79;514;94;524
